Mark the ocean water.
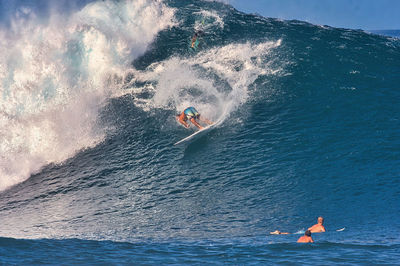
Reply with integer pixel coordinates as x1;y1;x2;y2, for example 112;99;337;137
1;0;400;264
370;30;400;39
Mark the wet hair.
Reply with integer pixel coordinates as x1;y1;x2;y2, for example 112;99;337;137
305;230;311;237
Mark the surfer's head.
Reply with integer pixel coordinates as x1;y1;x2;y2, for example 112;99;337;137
318;217;324;224
305;230;311;237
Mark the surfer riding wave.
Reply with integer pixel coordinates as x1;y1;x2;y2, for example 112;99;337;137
176;107;213;130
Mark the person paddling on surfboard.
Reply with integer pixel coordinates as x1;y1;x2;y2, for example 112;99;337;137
270;216;325;235
176;107;213;130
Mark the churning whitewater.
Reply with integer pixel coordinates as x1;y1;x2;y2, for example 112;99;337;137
0;0;176;190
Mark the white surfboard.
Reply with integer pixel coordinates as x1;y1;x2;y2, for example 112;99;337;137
174;119;222;145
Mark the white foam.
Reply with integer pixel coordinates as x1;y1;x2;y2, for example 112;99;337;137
0;0;176;191
193;10;225;30
125;40;283;124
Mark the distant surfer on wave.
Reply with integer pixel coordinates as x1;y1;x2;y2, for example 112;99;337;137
176;107;213;130
190;30;204;48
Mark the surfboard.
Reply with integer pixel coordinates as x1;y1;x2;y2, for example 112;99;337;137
174;119;222;145
293;229;305;235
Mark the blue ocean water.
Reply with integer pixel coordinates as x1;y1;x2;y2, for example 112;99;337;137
1;0;400;264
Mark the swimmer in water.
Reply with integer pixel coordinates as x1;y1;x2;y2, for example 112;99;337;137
308;217;326;233
297;230;314;243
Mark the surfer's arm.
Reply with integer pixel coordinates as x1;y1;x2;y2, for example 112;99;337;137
190;118;203;129
182;121;190;128
270;230;290;235
199;116;213;125
177;115;190;128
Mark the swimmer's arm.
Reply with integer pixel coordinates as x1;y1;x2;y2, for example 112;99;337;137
270;230;290;235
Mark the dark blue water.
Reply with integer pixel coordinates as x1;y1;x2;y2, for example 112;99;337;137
1;0;400;264
1;237;400;264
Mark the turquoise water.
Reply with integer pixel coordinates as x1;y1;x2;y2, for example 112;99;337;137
1;0;399;264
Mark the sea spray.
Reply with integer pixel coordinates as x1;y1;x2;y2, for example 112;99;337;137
120;40;284;124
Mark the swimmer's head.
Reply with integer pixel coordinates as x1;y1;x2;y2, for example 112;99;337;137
305;230;311;237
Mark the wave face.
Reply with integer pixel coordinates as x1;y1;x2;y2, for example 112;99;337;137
1;0;400;263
